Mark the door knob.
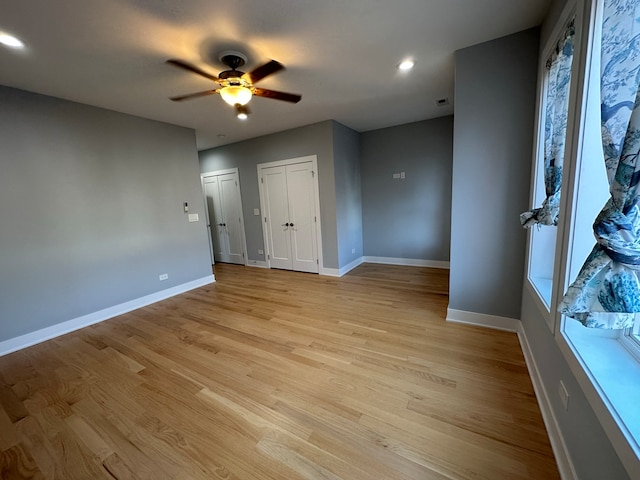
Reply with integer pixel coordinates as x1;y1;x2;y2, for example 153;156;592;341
283;223;290;227
290;223;294;227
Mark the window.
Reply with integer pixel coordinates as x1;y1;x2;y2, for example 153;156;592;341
551;0;640;474
525;17;575;317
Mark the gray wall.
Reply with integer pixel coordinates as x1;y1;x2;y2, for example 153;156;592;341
521;295;630;479
0;86;212;342
518;0;631;477
332;121;363;268
450;30;539;319
199;121;340;269
360;117;453;261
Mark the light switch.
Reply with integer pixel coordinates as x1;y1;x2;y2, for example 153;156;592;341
253;208;260;216
188;213;199;222
392;173;401;179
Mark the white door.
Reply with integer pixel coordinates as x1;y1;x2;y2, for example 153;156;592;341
260;161;319;273
218;174;245;264
286;163;318;273
204;177;227;262
262;166;293;270
203;171;246;265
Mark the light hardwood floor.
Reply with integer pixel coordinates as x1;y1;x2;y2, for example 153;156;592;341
0;263;560;479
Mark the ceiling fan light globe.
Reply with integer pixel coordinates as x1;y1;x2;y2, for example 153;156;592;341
220;86;252;106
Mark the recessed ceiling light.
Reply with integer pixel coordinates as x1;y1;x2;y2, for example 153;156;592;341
237;112;248;120
0;33;25;49
397;59;415;71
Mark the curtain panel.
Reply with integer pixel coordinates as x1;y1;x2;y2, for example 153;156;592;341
559;0;640;329
521;21;575;228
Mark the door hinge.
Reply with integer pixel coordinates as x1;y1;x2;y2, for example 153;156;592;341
311;170;315;178
242;252;245;257
264;217;267;223
261;177;263;184
314;216;316;222
316;259;319;265
235;181;238;186
268;254;270;260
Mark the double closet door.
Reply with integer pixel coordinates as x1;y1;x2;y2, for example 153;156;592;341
260;160;319;273
203;170;246;265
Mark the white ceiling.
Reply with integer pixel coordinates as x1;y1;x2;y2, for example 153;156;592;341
0;0;551;150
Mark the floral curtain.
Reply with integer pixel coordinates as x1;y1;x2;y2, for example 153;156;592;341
559;0;640;329
521;21;575;228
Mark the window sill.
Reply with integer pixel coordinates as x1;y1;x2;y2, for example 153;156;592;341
562;319;640;475
530;275;552;308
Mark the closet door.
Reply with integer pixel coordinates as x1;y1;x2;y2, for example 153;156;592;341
260;161;319;273
218;173;245;264
262;166;293;270
203;171;246;265
204;176;229;262
286;163;318;273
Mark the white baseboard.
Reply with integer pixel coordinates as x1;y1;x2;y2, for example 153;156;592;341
0;274;215;357
446;308;520;332
246;260;269;268
363;256;450;269
321;268;340;277
518;328;578;480
322;257;364;277
340;257;364;276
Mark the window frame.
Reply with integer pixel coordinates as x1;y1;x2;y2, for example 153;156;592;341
620;319;640;363
524;5;577;331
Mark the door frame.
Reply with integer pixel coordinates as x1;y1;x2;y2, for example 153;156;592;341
257;155;325;274
201;168;249;266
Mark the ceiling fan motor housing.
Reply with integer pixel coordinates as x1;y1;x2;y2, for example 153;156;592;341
220;52;246;69
218;52;248;85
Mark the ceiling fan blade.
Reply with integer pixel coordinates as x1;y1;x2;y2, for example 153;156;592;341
170;89;219;101
166;59;219;82
253;88;301;103
243;60;284;84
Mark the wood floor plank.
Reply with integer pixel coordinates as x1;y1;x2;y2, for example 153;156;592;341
0;263;560;479
0;443;43;480
0;407;20;451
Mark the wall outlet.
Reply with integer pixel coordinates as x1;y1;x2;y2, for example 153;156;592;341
559;380;569;410
188;213;199;222
258;249;264;255
159;273;169;281
392;173;401;179
253;208;260;216
400;171;406;179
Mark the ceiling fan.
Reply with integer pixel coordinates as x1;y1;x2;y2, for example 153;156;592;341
166;52;302;119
